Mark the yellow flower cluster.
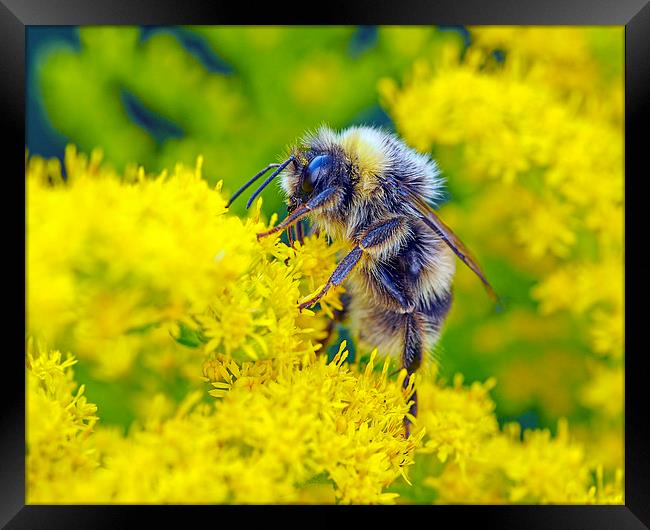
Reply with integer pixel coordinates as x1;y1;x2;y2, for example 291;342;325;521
26;147;414;504
425;419;623;504
26;339;100;503
203;343;422;503
400;374;621;505
380;27;623;502
196;231;346;362
27;340;420;504
417;374;499;465
29;332;618;505
380;28;622;357
469;27;606;93
26;144;622;504
27;146;342;381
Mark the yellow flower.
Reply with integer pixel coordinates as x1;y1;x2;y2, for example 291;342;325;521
579;363;623;419
26;339;100;503
512;193;577;259
27;142;622;504
469;27;606;93
417;374;498;466
532;258;623;317
499;420;589;503
27;340;420;504
27;148;233;376
26;146;342;378
426;419;621;504
589;306;624;359
381;28;623;503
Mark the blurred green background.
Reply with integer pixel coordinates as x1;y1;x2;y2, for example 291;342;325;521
27;26;465;218
26;25;623;457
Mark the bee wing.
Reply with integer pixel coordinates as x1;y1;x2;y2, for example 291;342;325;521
410;194;500;305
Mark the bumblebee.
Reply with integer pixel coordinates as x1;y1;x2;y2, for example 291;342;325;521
227;125;497;436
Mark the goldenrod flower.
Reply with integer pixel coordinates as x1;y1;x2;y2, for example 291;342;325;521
26;339;100;503
27;340;420;504
26;146;342;379
579;363;623;419
26;141;622;504
26;148;410;503
417;374;498;466
426;419;622;504
381;27;623;492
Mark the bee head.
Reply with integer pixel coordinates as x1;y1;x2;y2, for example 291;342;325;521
282;146;350;214
227;126;350;213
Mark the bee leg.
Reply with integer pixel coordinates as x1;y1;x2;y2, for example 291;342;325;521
370;264;419;431
402;312;422;438
257;186;340;240
299;216;409;310
296;219;305;245
373;261;416;313
299;247;363;310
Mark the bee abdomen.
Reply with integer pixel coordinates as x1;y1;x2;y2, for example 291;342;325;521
419;289;453;321
347;284;453;360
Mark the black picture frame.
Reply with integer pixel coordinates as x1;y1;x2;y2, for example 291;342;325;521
4;1;647;527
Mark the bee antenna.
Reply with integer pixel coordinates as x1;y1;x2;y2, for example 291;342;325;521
245;156;295;209
226;156;294;208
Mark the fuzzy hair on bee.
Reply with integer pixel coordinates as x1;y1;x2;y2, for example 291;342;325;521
227;124;498;437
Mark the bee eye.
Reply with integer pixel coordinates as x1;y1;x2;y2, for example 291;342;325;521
301;174;314;194
301;154;331;194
